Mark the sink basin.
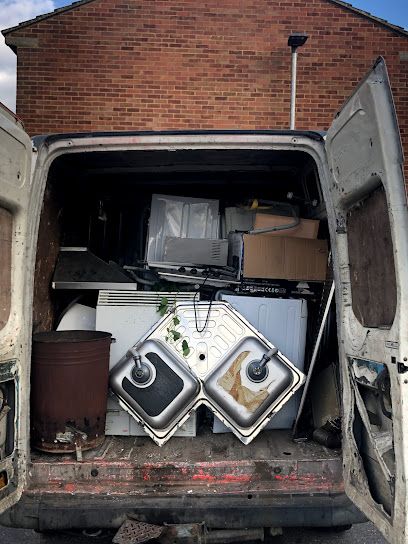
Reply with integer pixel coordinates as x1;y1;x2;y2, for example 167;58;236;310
203;336;302;429
110;339;199;430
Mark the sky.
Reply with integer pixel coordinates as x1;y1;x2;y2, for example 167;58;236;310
0;0;407;112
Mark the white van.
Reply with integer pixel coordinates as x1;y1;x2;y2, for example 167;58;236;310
0;57;407;543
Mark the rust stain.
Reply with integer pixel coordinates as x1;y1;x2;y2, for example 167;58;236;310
64;483;76;493
217;351;268;412
28;459;345;496
191;469;252;483
192;470;216;482
221;473;252;483
274;474;297;481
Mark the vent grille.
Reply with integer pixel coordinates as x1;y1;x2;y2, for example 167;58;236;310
97;290;197;307
211;240;223;260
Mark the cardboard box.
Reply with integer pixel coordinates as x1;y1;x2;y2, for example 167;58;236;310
243;235;328;281
254;214;319;239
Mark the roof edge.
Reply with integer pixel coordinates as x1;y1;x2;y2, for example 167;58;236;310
1;0;407;39
2;0;97;36
326;0;408;38
33;129;325;147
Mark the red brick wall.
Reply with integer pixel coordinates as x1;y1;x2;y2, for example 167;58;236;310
7;0;408;176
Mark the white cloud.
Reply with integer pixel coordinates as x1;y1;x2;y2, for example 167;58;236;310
0;1;56;111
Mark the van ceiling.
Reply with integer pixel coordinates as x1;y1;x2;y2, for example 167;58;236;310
50;149;315;177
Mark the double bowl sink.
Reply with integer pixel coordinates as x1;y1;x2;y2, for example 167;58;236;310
110;302;305;446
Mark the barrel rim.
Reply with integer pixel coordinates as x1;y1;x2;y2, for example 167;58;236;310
33;330;112;344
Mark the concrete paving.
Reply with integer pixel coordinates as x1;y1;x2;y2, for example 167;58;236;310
0;522;387;543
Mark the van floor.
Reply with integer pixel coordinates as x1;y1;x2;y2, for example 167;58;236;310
31;429;339;464
28;430;343;497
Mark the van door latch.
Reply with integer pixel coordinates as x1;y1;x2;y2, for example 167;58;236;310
393;356;408;374
336;217;346;234
397;362;408;374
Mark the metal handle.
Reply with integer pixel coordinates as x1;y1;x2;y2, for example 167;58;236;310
256;347;279;371
127;348;142;369
128;348;152;386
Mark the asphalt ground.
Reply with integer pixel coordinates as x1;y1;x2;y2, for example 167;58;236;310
0;521;386;543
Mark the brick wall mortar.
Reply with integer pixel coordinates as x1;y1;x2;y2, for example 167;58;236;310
7;0;408;179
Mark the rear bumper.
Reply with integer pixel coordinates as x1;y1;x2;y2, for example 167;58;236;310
1;492;365;530
0;454;366;530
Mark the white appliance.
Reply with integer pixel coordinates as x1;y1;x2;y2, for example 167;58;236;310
96;290;198;436
57;303;96;331
213;295;307;432
146;194;220;265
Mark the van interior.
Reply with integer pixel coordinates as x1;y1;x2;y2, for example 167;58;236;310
1;145;395;522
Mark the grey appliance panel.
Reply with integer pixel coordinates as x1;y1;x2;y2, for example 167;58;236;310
146;194;220;263
221;296;307;368
164;237;228;267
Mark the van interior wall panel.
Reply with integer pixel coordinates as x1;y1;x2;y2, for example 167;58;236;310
33;182;62;333
352;396;394;517
347;186;397;328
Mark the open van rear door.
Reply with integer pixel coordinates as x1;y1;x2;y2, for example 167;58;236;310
0;104;33;514
325;57;408;543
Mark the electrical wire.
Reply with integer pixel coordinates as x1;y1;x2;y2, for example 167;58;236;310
193;272;216;333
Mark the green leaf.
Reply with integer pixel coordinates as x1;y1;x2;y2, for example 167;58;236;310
173;316;180;326
172;331;181;341
182;340;190;357
158;297;169;316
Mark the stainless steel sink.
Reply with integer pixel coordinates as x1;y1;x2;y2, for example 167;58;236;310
203;336;300;429
110;339;199;431
110;302;305;446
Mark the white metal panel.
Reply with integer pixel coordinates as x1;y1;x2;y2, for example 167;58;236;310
0;104;34;515
325;57;408;543
96;291;198;369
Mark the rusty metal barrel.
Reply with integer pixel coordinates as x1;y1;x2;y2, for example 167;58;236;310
31;330;111;453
